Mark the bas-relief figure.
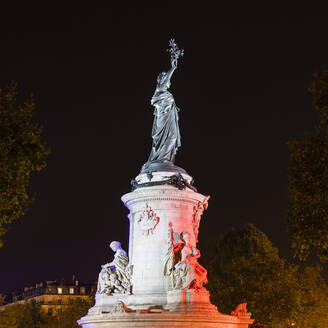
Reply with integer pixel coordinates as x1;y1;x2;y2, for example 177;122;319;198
97;241;132;295
164;223;208;291
142;40;184;172
192;196;210;243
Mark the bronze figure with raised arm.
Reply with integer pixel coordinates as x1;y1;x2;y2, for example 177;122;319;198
141;39;184;173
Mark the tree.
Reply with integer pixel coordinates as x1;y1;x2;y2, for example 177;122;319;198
0;297;94;328
57;297;93;328
205;224;328;327
0;301;56;328
296;266;328;327
287;69;328;261
0;83;49;247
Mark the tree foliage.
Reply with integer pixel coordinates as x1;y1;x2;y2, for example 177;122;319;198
0;83;49;247
57;297;93;328
205;224;328;328
288;69;328;261
295;266;328;327
0;297;93;328
0;301;56;328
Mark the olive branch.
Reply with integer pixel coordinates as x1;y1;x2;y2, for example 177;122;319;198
167;39;184;62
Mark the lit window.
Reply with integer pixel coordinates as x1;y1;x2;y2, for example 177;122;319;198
80;287;85;295
57;287;63;294
69;288;74;294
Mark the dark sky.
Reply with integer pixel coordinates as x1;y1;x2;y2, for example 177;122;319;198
0;2;327;294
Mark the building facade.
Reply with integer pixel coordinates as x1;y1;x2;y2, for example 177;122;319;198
1;276;96;313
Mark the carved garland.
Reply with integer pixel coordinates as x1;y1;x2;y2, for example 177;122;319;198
131;173;197;192
136;204;160;236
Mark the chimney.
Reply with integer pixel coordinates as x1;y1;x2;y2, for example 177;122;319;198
73;274;79;286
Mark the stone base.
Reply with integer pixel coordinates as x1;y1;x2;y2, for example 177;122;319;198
88;289;219;314
78;311;253;328
80;291;253;327
167;289;218;314
90;293;172;314
87;294;130;315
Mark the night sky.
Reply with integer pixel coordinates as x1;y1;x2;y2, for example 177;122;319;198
0;2;327;294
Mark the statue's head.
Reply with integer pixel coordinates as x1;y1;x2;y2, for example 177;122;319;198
109;241;121;252
180;231;189;243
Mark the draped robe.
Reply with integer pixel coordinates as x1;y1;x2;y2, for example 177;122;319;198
148;89;181;163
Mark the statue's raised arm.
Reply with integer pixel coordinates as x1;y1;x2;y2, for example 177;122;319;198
167;39;184;66
141;39;184;174
157;39;184;91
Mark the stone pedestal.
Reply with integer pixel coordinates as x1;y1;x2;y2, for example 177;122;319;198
123;172;206;309
78;171;253;327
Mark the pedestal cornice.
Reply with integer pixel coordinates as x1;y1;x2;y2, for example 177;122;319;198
121;185;207;208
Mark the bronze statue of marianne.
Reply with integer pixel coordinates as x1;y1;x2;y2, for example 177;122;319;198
141;39;185;174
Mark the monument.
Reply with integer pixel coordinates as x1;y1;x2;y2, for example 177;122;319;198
79;40;253;327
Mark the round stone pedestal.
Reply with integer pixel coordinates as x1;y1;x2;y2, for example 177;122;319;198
122;172;206;309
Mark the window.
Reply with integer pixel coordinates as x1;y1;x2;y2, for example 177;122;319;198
69;288;74;294
57;287;63;294
80;287;85;295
